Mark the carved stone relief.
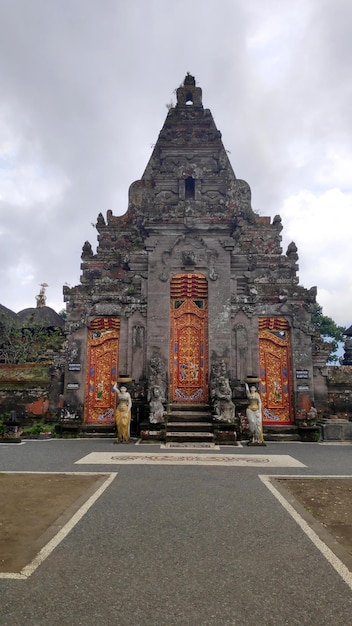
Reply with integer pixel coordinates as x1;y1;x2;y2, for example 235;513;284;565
210;358;235;423
147;355;167;424
132;325;146;382
234;324;249;382
158;235;219;280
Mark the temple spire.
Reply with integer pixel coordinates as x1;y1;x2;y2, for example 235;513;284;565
176;72;203;108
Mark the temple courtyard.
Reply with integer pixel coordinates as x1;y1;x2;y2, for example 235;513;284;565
1;439;352;625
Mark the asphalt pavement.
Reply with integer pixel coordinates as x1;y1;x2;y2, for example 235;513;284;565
1;439;352;626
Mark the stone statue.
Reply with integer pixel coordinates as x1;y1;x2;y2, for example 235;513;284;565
210;360;235;423
343;336;352;365
113;384;132;443
148;384;166;424
148;356;167;424
244;382;265;445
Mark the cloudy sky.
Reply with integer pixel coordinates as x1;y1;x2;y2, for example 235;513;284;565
0;0;351;327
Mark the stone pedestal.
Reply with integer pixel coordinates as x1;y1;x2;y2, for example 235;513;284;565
213;422;238;445
298;425;321;442
321;419;352;441
139;421;166;442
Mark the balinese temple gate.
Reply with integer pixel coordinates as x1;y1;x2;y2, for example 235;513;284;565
63;74;321;442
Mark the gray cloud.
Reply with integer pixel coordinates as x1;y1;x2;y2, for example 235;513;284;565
0;0;351;326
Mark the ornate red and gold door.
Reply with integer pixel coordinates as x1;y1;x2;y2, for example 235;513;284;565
259;317;293;425
170;274;208;403
84;318;120;424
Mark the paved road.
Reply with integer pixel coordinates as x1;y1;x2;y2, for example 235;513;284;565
1;440;352;626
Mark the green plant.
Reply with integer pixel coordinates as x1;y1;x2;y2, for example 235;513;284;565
21;427;33;437
311;303;345;363
0;320;65;364
21;420;49;437
0;413;6;436
31;421;45;435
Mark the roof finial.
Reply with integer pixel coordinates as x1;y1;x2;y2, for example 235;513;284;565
36;283;48;308
184;72;196;86
176;74;203;108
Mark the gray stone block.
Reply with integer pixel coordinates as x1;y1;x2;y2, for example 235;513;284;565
322;421;352;441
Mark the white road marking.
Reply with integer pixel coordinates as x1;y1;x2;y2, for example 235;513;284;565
75;452;305;467
260;474;352;591
0;471;117;580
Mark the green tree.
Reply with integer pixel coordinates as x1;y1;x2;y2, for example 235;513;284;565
311;303;345;363
0;320;65;364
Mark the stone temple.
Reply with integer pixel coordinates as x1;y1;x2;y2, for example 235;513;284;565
63;73;324;442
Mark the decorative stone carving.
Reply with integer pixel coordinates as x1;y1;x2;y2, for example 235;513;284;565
286;241;298;261
208;266;218;281
67;341;79;362
148;356;167;424
159;267;169;282
148;384;166;424
182;250;197;266
343;337;352;365
132;325;145;381
210;359;235;423
81;241;93;259
96;212;105;228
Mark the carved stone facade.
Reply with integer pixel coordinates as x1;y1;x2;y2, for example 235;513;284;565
63;74;321;432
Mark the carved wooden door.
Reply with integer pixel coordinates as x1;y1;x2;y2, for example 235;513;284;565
259;318;293;424
170;274;208;403
84;318;120;424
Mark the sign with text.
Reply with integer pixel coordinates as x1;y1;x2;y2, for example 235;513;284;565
296;370;309;379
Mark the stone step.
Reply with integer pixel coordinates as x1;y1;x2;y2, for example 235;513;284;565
169;403;210;411
166;431;214;443
264;433;300;442
168;412;211;421
80;432;115;438
263;426;300;442
167;421;213;432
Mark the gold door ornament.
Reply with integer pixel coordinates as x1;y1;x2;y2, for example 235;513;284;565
84;318;120;424
170;274;208;403
259;317;293;424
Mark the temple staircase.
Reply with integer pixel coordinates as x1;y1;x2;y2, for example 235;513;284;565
165;403;214;444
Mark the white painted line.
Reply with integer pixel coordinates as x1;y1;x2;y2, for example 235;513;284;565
259;474;352;591
0;472;117;580
75;452;305;467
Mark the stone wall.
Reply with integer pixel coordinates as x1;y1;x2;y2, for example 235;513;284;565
326;366;352;419
0;362;64;418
